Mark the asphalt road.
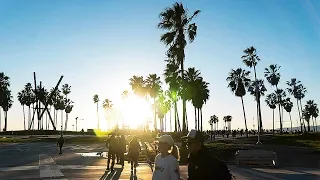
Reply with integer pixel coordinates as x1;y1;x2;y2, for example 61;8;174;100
0;142;319;180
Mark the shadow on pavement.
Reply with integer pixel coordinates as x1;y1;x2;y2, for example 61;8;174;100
99;167;123;180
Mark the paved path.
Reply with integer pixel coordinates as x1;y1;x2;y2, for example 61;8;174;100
0;143;319;179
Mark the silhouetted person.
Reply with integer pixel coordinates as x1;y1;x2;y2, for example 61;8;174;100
57;134;64;155
106;134;117;171
184;130;232;180
116;136;121;164
118;135;126;167
128;136;141;172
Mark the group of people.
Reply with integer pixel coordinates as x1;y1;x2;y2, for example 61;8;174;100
105;130;232;180
106;134;141;172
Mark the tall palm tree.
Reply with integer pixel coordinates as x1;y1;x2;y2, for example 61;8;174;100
23;83;35;130
0;72;11;131
283;98;293;132
274;89;286;133
64;99;74;131
62;84;71;127
185;67;201;130
223;115;232;131
122;90;129;100
164;59;181;132
265;93;277;135
264;64;284;134
93;94;100;130
158;2;200;133
58;95;66;131
242;46;263;132
305;100;317;131
302;106;312;132
17;90;27;130
102;99;113;130
1;88;13;131
286;78;303;132
248;79;267;132
145;74;162;131
192;77;210;131
296;84;307;132
226;68;251;137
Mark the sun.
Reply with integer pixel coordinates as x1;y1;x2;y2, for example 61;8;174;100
120;95;153;129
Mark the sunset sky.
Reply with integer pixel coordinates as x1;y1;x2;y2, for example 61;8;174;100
1;0;320;131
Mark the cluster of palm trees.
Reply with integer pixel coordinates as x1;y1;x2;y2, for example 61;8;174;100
17;83;74;131
226;46;319;135
0;72;13;132
92;94;113;131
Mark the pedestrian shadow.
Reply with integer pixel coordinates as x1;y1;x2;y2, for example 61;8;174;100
130;172;138;180
99;167;123;180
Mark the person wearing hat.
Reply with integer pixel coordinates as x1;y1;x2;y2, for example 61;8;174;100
152;134;180;180
184;129;232;180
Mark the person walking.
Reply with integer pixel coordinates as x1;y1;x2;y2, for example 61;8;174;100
118;135;126;167
57;134;64;155
128;136;141;173
152;135;180;180
185;129;232;180
106;134;117;171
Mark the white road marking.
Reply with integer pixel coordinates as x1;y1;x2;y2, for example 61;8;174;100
39;154;66;179
0;166;38;171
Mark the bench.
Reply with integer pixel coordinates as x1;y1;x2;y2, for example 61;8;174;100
235;150;278;167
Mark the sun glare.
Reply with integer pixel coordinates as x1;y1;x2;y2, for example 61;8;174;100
121;95;152;129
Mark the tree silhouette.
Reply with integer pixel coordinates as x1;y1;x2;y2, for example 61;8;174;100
286;78;304;132
265;93;277;134
93;94;100;130
226;68;251;137
283;98;293;132
265;64;283;134
242;46;263;132
102;99;113;130
17;90;27;130
158;2;200;133
145;74;162;131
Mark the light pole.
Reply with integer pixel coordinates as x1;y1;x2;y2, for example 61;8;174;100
75;117;83;132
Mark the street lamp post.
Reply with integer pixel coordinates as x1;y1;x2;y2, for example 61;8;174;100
75;117;84;132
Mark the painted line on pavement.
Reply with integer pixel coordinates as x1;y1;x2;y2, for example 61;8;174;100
39;154;66;179
0;166;38;171
239;168;284;180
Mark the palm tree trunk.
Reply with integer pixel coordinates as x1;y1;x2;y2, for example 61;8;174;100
197;108;200;131
4;111;8;131
169;109;172;132
164;114;167;132
240;97;248;137
307;121;310;132
61;110;63;131
200;108;203;131
153;98;157;131
289;112;292;133
272;109;275;135
296;99;303;132
22;105;26;130
312;117;315;132
253;65;263;132
181;57;186;133
315;118;318;132
194;107;197;130
299;100;307;132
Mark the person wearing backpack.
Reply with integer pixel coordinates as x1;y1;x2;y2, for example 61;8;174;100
184;129;232;180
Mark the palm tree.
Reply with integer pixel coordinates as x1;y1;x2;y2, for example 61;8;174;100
192;77;210;131
164;59;181;132
145;74;162;131
302;106;312;132
102;99;113;130
64;99;74;131
297;84;307;132
283;98;293;132
209;115;219;134
0;72;11;131
223;115;232;131
265;93;277;135
242;46;263;132
122;90;129;100
1;88;13;131
248;79;267;133
305;100;317;131
226;68;251;137
23;83;35;130
265;64;284;134
93;94;100;130
286;78;303;132
17;90;27;130
185;67;201;130
50;88;60;127
158;2;200;133
62;84;71;126
129;76;146;97
58;96;66;131
274;89;286;133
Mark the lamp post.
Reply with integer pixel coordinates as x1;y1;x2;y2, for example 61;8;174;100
75;117;84;132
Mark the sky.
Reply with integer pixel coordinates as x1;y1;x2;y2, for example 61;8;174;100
0;0;320;132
